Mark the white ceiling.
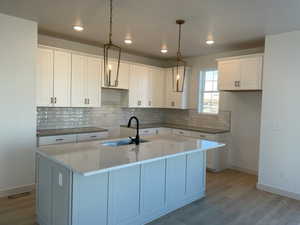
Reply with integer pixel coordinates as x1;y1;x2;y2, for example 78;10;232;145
1;0;300;59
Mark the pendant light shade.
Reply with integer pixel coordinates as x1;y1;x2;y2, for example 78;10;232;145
103;0;121;87
172;19;187;93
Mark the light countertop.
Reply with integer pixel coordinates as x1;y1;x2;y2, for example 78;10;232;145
120;123;230;134
37;135;225;176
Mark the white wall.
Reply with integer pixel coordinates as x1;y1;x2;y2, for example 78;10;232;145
185;47;264;174
258;31;300;200
0;13;37;196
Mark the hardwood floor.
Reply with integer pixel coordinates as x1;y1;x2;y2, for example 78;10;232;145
0;170;299;225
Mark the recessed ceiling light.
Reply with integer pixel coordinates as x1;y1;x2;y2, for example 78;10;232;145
160;48;168;54
73;25;84;32
124;39;132;44
206;40;214;45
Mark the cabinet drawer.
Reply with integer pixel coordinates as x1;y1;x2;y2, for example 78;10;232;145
140;128;158;136
172;129;191;137
189;131;216;141
39;134;77;146
77;132;108;142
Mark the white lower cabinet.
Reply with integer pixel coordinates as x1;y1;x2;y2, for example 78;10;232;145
38;134;77;146
37;151;206;225
38;132;108;146
173;129;229;172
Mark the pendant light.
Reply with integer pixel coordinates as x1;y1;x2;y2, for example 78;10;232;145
172;19;187;93
103;0;121;87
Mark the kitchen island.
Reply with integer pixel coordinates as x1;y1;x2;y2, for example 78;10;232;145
36;135;224;225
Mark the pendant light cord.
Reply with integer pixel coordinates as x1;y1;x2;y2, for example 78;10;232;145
109;0;113;44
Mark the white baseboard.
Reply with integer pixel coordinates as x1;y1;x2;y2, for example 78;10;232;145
257;183;300;201
0;184;35;198
229;165;258;175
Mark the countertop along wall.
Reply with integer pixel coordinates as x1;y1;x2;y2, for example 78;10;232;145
183;47;264;174
258;31;300;200
0;13;37;196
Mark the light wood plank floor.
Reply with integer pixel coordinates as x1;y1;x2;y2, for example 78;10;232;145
1;170;299;225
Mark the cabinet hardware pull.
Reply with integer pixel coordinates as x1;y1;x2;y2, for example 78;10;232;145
54;97;57;104
50;97;54;104
55;138;64;141
171;101;175;107
90;136;97;138
88;98;90;104
138;100;141;106
148;101;151;106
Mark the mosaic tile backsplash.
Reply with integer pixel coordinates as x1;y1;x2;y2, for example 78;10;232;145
37;89;230;133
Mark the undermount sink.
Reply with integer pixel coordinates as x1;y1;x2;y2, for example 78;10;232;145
102;138;149;147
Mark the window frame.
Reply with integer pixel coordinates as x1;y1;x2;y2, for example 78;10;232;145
198;69;220;115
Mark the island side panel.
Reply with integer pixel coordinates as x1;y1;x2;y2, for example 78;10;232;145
36;153;72;225
72;172;109;225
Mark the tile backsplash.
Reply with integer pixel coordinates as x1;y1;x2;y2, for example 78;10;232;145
37;89;230;133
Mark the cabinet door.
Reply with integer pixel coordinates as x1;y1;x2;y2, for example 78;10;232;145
218;60;240;90
240;56;263;90
53;50;71;107
129;65;148;107
71;54;88;107
165;68;176;108
108;165;140;225
37;48;54;107
151;69;165;107
186;152;205;197
166;155;186;208
118;62;130;89
147;69;154;107
87;57;101;107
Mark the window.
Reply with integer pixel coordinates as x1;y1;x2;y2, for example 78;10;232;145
198;70;219;114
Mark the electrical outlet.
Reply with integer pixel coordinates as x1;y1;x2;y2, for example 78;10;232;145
58;172;63;187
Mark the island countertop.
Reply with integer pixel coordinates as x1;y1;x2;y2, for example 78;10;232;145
37;135;225;176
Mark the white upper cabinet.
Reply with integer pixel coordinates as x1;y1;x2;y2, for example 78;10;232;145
150;68;165;108
37;48;54;107
165;67;190;109
217;54;263;91
71;54;101;107
128;64;149;107
71;54;88;107
53;50;71;107
102;61;129;90
86;57;102;107
37;48;71;107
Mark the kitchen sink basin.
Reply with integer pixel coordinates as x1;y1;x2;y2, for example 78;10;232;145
101;138;149;147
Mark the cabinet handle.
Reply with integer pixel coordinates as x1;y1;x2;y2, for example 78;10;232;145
137;100;141;106
179;131;184;134
148;101;152;106
143;130;149;133
237;81;241;87
90;135;97;138
50;97;54;104
199;135;206;138
84;98;87;104
55;138;64;141
87;98;90;104
54;97;57;104
171;101;175;107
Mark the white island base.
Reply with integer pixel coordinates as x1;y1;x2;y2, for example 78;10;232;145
36;136;224;225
